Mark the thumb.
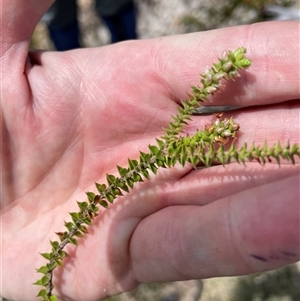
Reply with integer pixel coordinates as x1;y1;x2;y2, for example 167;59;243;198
1;0;53;63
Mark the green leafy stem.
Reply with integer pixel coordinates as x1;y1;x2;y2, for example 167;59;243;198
34;47;300;300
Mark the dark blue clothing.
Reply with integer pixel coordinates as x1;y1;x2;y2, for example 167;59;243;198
48;20;81;51
101;1;137;43
42;0;137;51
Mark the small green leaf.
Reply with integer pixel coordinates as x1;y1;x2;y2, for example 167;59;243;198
100;200;109;208
40;252;52;260
128;159;138;170
191;85;201;93
41;275;50;285
189;156;199;167
59;250;69;258
149;163;158;175
117;181;129;192
158;157;167;167
95;182;107;193
167;141;177;156
112;188;123;196
106;193;115;203
33;278;44;286
177;106;185;115
106;174;116;185
291;143;299;155
165;156;173;168
83;217;92;225
239;155;246;166
90;203;99;213
183;135;191;147
47;262;57;271
139;151;147;163
126;177;135;188
156;139;164;149
74;230;84;238
148;145;160;155
64;221;74;231
132;173;142;182
79;224;88;233
168;122;178;131
140;169;150;180
204;155;212;167
69;212;79;223
37;289;48;297
36;266;49;274
68;237;78;245
50;240;59;250
77;201;88;211
117;165;128;177
49;295;58;301
179;154;187;166
86;192;95;203
140;152;152;164
156;153;166;162
54;258;63;266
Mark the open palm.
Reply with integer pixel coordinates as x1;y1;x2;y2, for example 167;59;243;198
1;1;299;300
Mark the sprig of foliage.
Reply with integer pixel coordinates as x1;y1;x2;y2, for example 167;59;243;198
161;46;251;142
34;48;300;300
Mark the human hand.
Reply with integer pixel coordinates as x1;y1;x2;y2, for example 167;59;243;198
1;1;299;300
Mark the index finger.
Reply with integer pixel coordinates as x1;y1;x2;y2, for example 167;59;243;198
150;21;299;107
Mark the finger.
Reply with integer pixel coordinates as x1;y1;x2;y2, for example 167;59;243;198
169;163;300;207
2;0;54;111
151;21;299;107
1;0;53;53
23;21;299;113
169;101;300;205
187;99;300;145
130;174;300;283
92;102;300;215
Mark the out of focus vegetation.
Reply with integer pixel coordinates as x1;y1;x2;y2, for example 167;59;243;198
231;264;300;301
102;264;300;301
180;0;298;32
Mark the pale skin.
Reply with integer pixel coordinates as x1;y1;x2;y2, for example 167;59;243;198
1;0;299;300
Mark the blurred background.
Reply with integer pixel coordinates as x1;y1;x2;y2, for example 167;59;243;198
4;1;299;301
31;0;300;50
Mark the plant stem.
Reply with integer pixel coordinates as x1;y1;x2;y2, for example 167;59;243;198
34;47;299;301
